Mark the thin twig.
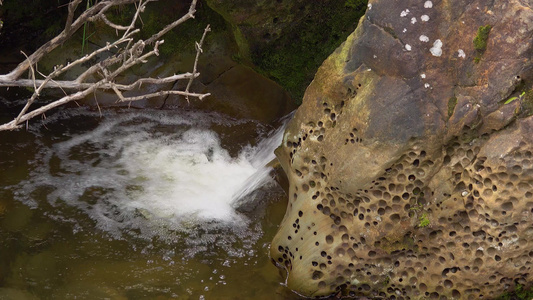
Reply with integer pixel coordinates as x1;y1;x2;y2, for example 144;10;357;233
185;24;210;103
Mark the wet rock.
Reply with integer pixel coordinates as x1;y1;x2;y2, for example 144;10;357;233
205;0;368;100
271;0;533;298
166;64;294;123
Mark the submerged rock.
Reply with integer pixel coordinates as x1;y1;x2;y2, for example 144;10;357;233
271;0;533;298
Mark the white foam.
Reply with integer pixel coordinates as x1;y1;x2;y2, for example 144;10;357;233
117;128;257;221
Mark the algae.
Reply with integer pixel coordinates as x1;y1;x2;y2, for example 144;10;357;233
497;284;533;300
473;25;491;63
253;1;368;104
520;90;533;116
345;0;367;9
447;96;457;118
136;3;227;58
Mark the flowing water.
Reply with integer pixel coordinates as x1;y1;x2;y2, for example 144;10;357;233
0;97;300;299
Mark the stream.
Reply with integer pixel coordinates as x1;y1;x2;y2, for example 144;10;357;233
0;96;300;299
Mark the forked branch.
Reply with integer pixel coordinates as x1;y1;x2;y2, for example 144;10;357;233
0;0;210;131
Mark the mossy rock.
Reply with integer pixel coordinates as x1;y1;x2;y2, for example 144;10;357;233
205;0;368;103
473;24;491;63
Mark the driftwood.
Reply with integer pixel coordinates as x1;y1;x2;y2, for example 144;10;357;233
0;0;210;131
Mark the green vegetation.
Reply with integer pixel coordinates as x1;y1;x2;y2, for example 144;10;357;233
345;0;367;9
447;96;457;118
81;0;93;54
108;2;227;58
254;1;368;104
410;203;430;228
521;90;533;116
0;0;66;50
473;25;492;63
473;25;492;51
503;88;533;117
497;284;533;300
418;213;430;227
504;91;525;104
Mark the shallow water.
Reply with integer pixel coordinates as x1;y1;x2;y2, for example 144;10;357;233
0;101;301;299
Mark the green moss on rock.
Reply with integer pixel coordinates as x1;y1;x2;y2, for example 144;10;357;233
473;25;492;51
345;0;367;9
497;284;533;300
447;96;457;118
136;2;227;58
473;25;492;63
254;1;368;103
520;90;533;116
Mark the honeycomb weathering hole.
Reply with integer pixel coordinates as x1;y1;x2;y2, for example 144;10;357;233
272;129;533;298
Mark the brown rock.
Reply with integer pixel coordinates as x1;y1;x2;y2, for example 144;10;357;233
270;0;533;298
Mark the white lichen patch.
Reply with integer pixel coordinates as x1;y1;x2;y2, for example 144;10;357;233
424;83;430;88
421;73;426;79
458;49;466;58
403;28;407;33
411;17;417;24
419;35;429;42
400;9;410;17
368;3;372;10
430;39;443;56
421;15;430;22
424;1;433;8
405;44;412;51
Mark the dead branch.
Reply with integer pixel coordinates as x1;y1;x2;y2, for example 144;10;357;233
185;24;211;103
0;0;210;131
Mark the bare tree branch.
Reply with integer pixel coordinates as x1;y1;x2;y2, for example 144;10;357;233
185;24;211;103
0;0;210;131
145;0;197;45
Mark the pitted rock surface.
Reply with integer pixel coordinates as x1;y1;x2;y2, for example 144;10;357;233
271;0;533;298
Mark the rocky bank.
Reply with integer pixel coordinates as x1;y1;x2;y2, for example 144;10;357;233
271;0;533;299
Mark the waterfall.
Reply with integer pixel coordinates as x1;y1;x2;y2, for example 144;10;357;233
16;109;292;242
230;121;288;210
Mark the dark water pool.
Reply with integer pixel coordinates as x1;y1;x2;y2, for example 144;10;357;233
0;98;302;299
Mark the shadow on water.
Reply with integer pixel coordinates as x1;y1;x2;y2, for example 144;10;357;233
0;96;306;299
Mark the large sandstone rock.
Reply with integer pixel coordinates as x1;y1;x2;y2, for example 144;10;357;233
271;0;533;298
